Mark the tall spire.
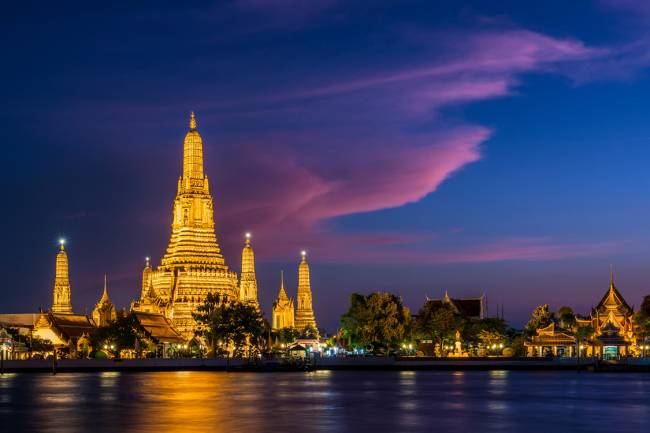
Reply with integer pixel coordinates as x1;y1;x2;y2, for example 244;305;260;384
140;257;153;301
182;111;204;181
51;239;73;314
240;232;259;307
278;270;288;300
295;250;318;333
100;275;110;303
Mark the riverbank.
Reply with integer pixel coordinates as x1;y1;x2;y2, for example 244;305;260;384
5;356;650;373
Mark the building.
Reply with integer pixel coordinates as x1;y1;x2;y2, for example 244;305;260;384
525;323;577;357
132;113;241;338
239;233;259;307
92;276;117;327
272;271;294;330
52;239;73;314
33;311;95;349
526;274;637;359
588;275;635;358
423;292;486;321
294;251;318;333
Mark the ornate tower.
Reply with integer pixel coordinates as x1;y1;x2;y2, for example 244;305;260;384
294;251;318;332
239;233;259;307
141;112;239;338
140;257;153;301
92;275;117;327
272;271;294;330
51;239;73;314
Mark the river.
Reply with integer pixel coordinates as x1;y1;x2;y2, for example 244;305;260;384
1;370;649;432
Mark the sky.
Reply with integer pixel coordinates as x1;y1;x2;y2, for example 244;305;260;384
4;0;650;332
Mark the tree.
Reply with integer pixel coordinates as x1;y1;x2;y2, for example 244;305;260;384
634;295;650;355
557;306;576;330
340;292;412;353
464;318;507;346
276;327;300;345
526;304;554;335
193;294;269;358
415;302;465;355
89;312;147;359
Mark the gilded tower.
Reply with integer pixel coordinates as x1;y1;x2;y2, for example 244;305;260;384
272;271;294;330
51;239;73;314
294;251;318;332
137;112;239;338
239;233;259;307
92;275;117;327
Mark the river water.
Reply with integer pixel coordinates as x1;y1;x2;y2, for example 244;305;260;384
1;370;649;432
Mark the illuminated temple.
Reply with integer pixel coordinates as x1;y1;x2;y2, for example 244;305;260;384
132;113;258;338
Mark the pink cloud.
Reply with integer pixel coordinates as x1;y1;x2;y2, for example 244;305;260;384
192;27;622;264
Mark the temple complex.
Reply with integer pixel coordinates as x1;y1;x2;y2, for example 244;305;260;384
132;113;239;338
239;233;259;307
272;271;295;330
51;239;73;314
526;273;636;358
294;251;318;332
92;276;117;327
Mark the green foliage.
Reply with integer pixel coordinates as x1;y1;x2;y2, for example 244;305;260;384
193;294;269;357
340;292;412;353
526;304;554;335
300;324;318;339
509;335;527;357
557;306;576;330
464;318;507;344
89;311;147;358
276;327;300;344
415;302;465;350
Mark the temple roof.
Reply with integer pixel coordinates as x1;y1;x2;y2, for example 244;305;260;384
595;276;632;314
40;313;96;338
133;311;185;343
425;293;485;319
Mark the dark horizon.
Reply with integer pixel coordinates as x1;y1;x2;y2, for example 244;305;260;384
5;1;650;332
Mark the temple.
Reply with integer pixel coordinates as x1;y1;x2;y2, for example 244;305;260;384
423;292;486;321
272;271;294;330
132;113;239;338
92;276;117;327
526;273;636;359
51;239;73;314
294;251;318;333
239;233;259;307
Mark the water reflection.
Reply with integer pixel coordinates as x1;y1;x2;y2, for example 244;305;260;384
1;371;650;433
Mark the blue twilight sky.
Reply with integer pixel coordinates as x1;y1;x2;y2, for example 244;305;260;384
3;0;650;331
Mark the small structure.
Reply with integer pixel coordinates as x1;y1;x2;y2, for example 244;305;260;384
525;323;577;357
593;321;630;360
92;276;117;327
272;271;295;330
33;312;95;349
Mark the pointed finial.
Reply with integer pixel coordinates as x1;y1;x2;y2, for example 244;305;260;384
280;270;285;289
58;238;66;250
610;264;615;289
145;256;150;267
101;274;109;302
189;111;197;130
301;250;307;260
245;232;251;246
